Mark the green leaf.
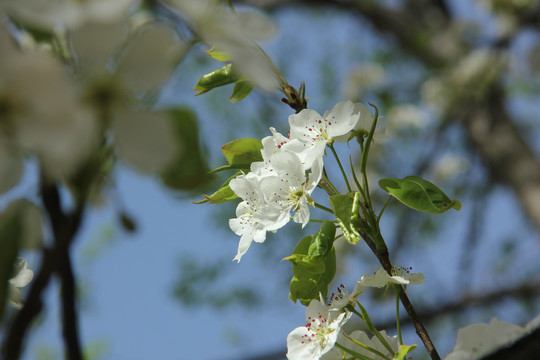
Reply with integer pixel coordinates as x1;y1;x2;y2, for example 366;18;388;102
283;252;326;274
378;176;461;214
193;63;238;96
229;80;254;103
393;344;417;360
204;47;231;62
329;192;363;245
160;108;213;190
221;138;263;170
308;221;335;256
193;172;241;204
288;227;337;305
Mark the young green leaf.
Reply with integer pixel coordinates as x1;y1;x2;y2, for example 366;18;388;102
203;47;231;62
329;193;363;245
229;80;254;103
394;344;417;360
193;63;238;96
193;172;241;204
378;176;461;214
288;231;337;305
308;221;336;256
221;138;263;169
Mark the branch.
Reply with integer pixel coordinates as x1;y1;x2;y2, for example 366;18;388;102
1;178;85;360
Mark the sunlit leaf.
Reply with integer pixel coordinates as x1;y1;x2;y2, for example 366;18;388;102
379;176;461;214
221;138;263;170
193;63;238;96
393;344;417;360
204;47;231;62
193;172;241;204
229;80;254;103
288;223;337;305
329;192;363;245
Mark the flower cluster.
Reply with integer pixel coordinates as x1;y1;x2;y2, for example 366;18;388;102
287;267;424;360
229;101;364;261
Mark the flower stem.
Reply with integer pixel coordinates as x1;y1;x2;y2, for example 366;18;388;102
329;144;351;192
314;202;334;214
349;156;366;201
377;195;392;223
309;218;338;223
322;172;341;195
342;333;393;360
394;285;404;345
334;342;375;360
356;302;395;355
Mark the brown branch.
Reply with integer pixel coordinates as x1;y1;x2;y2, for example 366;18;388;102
1;179;85;360
375;281;540;331
357;228;441;360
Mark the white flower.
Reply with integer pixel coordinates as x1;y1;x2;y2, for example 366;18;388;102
326;284;364;311
229;173;289;262
444;318;533;360
260;151;323;227
288;101;360;169
8;257;34;309
287;299;352;360
355;267;424;294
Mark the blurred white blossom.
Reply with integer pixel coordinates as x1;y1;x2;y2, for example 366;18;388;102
8;257;33;309
445;317;540;360
167;0;278;91
430;153;470;183
343;63;385;100
1;28;98;179
1;0;138;29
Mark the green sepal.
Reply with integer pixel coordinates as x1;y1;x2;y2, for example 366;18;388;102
378;176;461;214
221;138;263;170
288;222;337;305
229;80;254;103
329;192;363;245
393;344;417;360
193;63;238;96
193;172;241;204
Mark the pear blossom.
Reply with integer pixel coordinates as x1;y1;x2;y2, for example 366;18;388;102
229;172;289;262
287;298;352;360
326;283;368;311
288;101;360;168
444;317;540;360
8;257;33;309
355;267;424;294
260;151;323;227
